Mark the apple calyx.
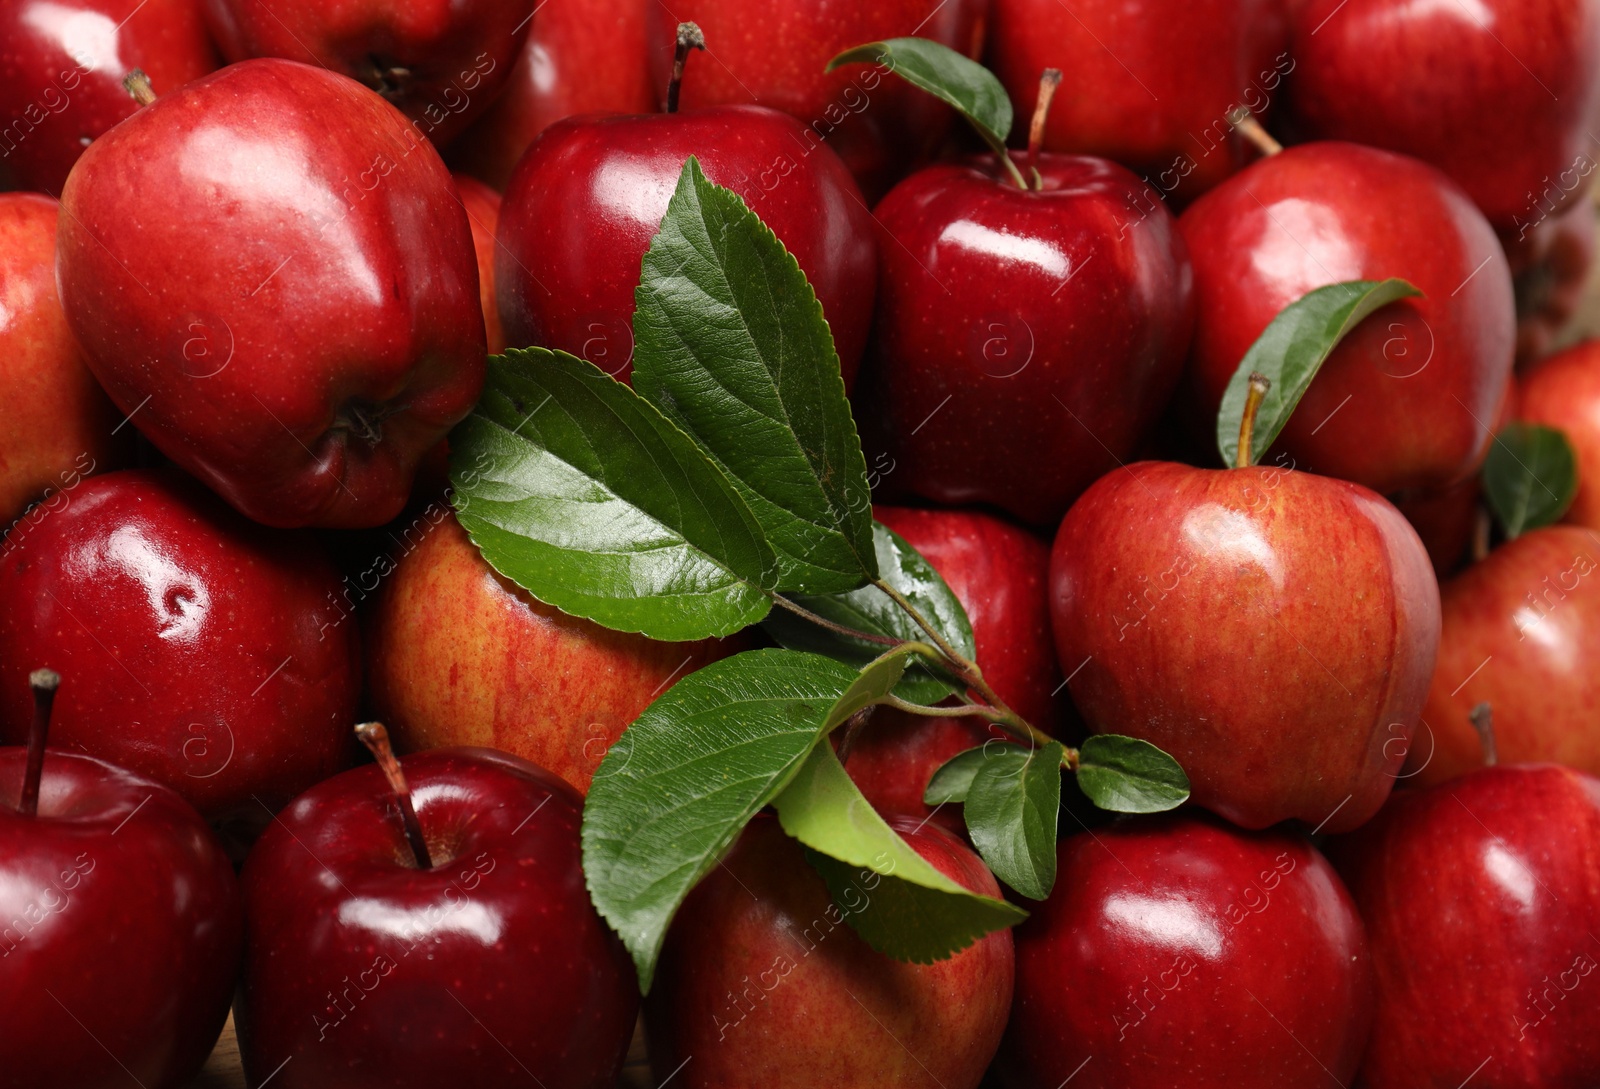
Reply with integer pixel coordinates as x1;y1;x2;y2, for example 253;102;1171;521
665;22;707;114
122;69;157;107
1235;371;1271;468
355;721;434;869
1228;106;1282;158
1025;68;1063;191
361;55;415;102
17;668;60;817
1469;701;1498;767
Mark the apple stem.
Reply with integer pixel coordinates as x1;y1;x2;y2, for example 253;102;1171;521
1235;371;1271;469
834;706;874;764
1468;702;1498;767
122;69;156;107
1026;68;1063;190
1228;107;1282;157
18;670;60;818
666;22;706;114
355;722;433;870
770;592;899;647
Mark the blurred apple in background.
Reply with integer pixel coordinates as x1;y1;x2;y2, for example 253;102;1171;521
1520;338;1600;527
1506;199;1598;366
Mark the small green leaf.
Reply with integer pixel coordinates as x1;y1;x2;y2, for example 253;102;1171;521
763;522;975;705
964;741;1064;901
632;157;877;596
1076;735;1191;813
924;746;989;805
581;649;889;991
772;741;1026;962
828;38;1013;156
450;348;776;641
1217;279;1423;467
1482;422;1578;539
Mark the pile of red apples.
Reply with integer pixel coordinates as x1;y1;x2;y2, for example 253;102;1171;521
4;1;1600;1088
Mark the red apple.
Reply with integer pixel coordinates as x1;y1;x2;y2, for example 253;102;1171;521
1050;459;1441;832
1002;813;1372;1089
1179;142;1516;494
0;192;127;526
1506;198;1598;366
56;59;487;529
1520;339;1600;528
646;813;1013;1089
860;153;1194;527
0;469;360;827
453;173;506;355
1329;764;1600;1088
0;0;218;195
202;0;534;147
235;740;636;1088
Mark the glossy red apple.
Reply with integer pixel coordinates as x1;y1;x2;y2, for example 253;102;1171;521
449;0;655;191
1051;459;1441;832
1520;339;1600;528
1179;142;1516;494
0;673;242;1089
860;153;1194;527
646;813;1013;1089
0;469;359;827
1002;813;1372;1089
56;58;487;529
235;738;636;1088
1329;764;1600;1088
454;173;506;355
496;101;876;388
1288;0;1600;232
203;0;534;148
0;192;127;526
0;0;218;195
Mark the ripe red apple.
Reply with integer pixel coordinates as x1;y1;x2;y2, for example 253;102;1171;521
1179;142;1516;494
1050;459;1441;832
643;1;986;201
365;511;733;796
1;675;242;1089
1412;525;1600;785
1002;813;1372;1089
0;192;127;525
1506;198;1598;366
453;173;506;355
0;0;218;195
449;0;655;191
860;154;1194;527
1329;764;1600;1087
0;469;360;826
56;58;487;530
1520;339;1600;528
202;0;534;148
1288;0;1600;232
646;813;1013;1089
235;740;637;1088
496;101;877;388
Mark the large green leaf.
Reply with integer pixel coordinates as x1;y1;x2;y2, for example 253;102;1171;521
449;348;776;641
632;158;876;595
1216;279;1422;467
1076;735;1191;813
828;38;1013;153
964;741;1064;901
1482;422;1578;539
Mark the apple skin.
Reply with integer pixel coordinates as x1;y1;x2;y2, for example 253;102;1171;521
644;0;986;202
646;813;1013;1089
1002;814;1372;1089
235;747;637;1089
1328;764;1600;1088
449;0;654;191
202;0;533;148
1288;0;1600;232
860;154;1195;527
56;58;487;530
366;511;733;796
1409;526;1600;786
1506;199;1597;366
0;193;128;526
453;173;506;355
495;105;876;389
0;0;219;196
1050;460;1441;833
0;469;360;825
0;748;242;1089
1520;340;1600;528
1179;142;1516;495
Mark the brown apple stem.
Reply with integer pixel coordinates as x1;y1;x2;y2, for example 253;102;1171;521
1235;371;1271;469
18;669;60;818
1228;107;1282;157
1471;506;1492;562
355;722;433;870
770;593;899;647
1468;702;1498;767
834;706;875;764
122;69;157;107
666;22;707;114
1026;68;1063;190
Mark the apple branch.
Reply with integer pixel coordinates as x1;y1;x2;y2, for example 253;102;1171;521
768;592;900;647
18;669;60;817
355;721;433;869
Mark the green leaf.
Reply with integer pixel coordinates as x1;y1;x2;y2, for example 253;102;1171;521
772;741;1026;962
964;741;1064;901
449;348;776;641
581;649;895;992
1076;735;1191;814
923;746;989;805
1216;279;1423;467
632;157;877;595
762;522;975;705
828;38;1013;155
1482;422;1579;539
